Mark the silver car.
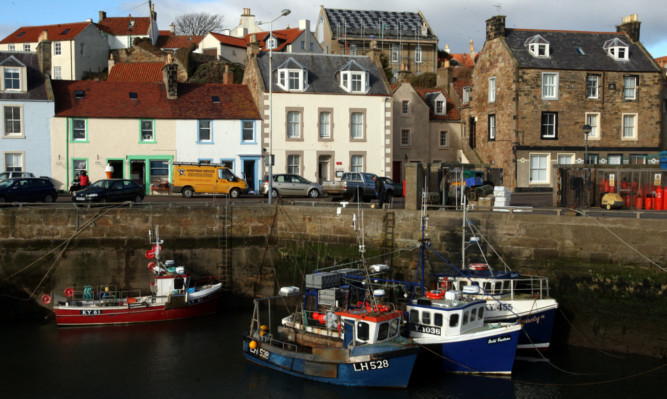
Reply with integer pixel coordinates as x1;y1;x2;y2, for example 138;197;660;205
261;174;323;198
0;171;35;181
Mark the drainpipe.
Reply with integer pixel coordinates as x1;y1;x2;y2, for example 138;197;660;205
65;118;70;187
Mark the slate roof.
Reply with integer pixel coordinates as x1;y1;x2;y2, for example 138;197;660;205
0;52;48;100
107;62;164;82
414;87;460;121
323;8;436;40
156;34;204;49
257;52;389;95
505;29;660;72
52;80;261;120
0;22;91;44
97;16;151;35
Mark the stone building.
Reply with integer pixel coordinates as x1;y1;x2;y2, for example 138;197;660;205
464;14;663;190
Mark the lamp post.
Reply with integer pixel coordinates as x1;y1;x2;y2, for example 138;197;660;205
582;124;592;164
259;9;291;205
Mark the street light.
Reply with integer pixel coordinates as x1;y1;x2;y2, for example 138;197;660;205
582;124;592;164
259;9;291;205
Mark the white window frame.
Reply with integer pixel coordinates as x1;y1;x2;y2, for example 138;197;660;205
340;71;368;93
350;155;363;172
319;111;331;139
623;76;637;100
287;154;300;175
4;67;21;91
529;154;550;184
350;112;364;139
607;154;623;165
287;111;301;139
415;45;422;64
557;154;575;165
585;112;600;140
435;100;445;115
242;120;255;143
542;72;559;100
603;38;629;61
54;42;61;56
198;120;212;143
621;113;637;140
3;152;24;172
488;77;496;103
23;44;30;52
140;120;155;143
391;46;399;63
488;114;496;140
463;86;471;104
71;118;87;141
53;66;62;80
402;100;409;115
541;112;558;139
586;75;599;99
2;105;24;138
266;37;277;50
277;68;307;91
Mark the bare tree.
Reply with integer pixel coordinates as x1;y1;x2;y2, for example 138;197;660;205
175;12;225;35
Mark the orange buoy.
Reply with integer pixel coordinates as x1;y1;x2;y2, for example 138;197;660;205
425;290;444;299
41;294;51;304
64;287;74;297
126;297;137;304
469;263;489;271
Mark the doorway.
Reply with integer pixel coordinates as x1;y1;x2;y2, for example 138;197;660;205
130;160;145;188
241;158;257;194
318;155;331;184
469;117;477;150
107;159;124;179
392;161;402;182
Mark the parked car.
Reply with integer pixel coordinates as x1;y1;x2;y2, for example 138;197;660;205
72;179;145;203
0;177;57;203
377;177;403;200
0;171;35;181
322;172;378;202
260;174;323;198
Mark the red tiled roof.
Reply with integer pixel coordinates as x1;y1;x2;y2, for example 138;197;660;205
245;28;303;51
97;16;151;35
450;53;475;68
414;87;460;121
156;34;204;49
1;22;91;44
108;62;164;83
52;80;261;120
209;32;247;48
452;79;471;99
656;55;667;67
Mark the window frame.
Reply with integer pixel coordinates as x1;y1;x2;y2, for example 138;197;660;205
488;77;496;103
542;72;559;100
2;105;24;138
586;74;599;99
139;119;156;143
286;109;303;140
401;100;409;115
241;120;256;144
350;154;364;172
349;110;366;140
621;113;637;140
623;75;638;100
529;153;550;184
4;67;21;91
53;66;62;80
488;114;496;141
3;151;24;172
318;109;333;141
54;42;61;56
400;129;410;147
391;46;399;63
197;119;212;143
585;112;600;140
462;86;471;104
287;153;301;175
439;131;448;148
70;118;88;142
541;112;558;139
415;45;422;64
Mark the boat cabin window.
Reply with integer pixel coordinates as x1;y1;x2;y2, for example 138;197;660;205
462;311;469;325
478;307;485;319
470;308;477;322
377;322;389;341
174;278;184;290
390;319;399;337
410;309;419;324
421;311;431;325
449;313;459;327
357;322;370;341
434;313;443;326
483;282;491;293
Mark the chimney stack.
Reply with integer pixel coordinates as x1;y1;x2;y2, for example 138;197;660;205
163;55;178;99
223;64;234;84
99;11;106;22
485;15;506;41
617;14;641;42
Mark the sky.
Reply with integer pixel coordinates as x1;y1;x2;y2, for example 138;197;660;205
1;0;666;58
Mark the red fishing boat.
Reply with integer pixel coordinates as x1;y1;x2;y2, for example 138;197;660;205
50;227;222;326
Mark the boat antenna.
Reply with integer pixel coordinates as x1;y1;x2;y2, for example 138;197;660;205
418;189;429;296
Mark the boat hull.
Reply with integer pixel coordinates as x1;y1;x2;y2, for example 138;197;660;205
54;287;221;326
483;300;557;350
242;337;418;388
418;325;521;374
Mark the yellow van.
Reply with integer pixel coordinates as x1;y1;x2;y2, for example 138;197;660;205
171;162;248;198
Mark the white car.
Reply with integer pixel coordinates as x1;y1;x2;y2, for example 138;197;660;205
260;174;324;198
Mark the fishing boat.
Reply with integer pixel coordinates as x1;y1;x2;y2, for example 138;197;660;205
402;205;522;375
434;175;559;351
50;226;222;326
242;213;419;388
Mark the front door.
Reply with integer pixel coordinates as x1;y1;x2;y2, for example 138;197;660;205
130;160;145;190
392;161;402;182
318;155;330;184
469;117;477;150
240;157;259;194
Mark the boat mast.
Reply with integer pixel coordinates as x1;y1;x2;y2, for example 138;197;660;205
461;167;466;270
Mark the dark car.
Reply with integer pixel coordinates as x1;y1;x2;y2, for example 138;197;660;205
260;174;324;198
0;177;57;203
378;177;403;200
72;179;145;203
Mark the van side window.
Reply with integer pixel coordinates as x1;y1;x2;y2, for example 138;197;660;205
219;169;235;181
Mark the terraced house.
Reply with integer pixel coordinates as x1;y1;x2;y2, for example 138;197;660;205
465;14;663;190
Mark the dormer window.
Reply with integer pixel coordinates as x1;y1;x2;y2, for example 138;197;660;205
0;57;28;92
338;60;369;94
275;58;308;92
524;35;550;58
603;38;629;61
266;36;277;50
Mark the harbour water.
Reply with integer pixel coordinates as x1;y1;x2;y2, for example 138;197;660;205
2;308;664;399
